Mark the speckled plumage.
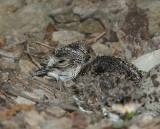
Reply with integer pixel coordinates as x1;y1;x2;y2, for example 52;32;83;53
34;43;95;84
34;43;146;118
73;56;144;116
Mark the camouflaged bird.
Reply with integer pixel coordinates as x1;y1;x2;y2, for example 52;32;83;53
34;43;145;119
34;43;96;87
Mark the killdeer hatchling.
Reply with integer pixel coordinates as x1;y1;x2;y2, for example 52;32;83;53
34;43;146;120
34;43;96;86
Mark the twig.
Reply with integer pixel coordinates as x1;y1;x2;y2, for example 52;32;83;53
0;50;18;60
6;86;78;111
23;51;45;59
33;76;63;99
86;32;106;45
33;76;61;90
36;41;55;49
33;76;55;96
16;77;31;92
94;32;106;42
27;44;42;69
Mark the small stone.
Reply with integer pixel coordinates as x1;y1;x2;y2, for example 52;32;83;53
33;89;53;101
73;114;92;129
110;42;123;55
5;34;27;45
53;13;79;23
119;2;149;41
73;5;97;20
152;35;160;46
92;42;111;56
15;91;39;105
132;49;160;72
77;18;104;33
0;120;19;129
137;0;160;35
0;49;21;59
139;114;153;124
19;59;37;75
0;0;22;15
0;5;18;15
52;30;84;46
86;118;112;129
0;59;17;71
50;6;80;23
129;125;139;129
46;107;66;117
24;110;45;126
0;72;9;83
109;30;119;42
40;117;72;129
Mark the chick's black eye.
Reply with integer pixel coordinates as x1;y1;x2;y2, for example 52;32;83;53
59;60;65;63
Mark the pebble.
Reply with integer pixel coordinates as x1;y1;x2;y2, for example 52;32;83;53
132;49;160;72
0;72;9;83
33;89;53;101
0;120;19;129
152;34;160;47
86;118;112;129
46;107;66;117
52;30;84;46
50;6;80;23
92;42;111;56
0;50;20;60
0;0;22;15
77;18;104;33
73;5;98;20
24;110;45;126
0;59;17;71
137;0;160;35
15;91;40;105
19;59;37;75
40;117;72;129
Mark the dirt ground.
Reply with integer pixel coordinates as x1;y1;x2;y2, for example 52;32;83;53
0;0;160;129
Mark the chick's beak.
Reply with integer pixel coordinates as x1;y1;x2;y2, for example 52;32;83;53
34;67;51;76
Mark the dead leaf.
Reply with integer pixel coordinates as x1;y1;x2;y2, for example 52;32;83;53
0;35;6;47
0;104;35;118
